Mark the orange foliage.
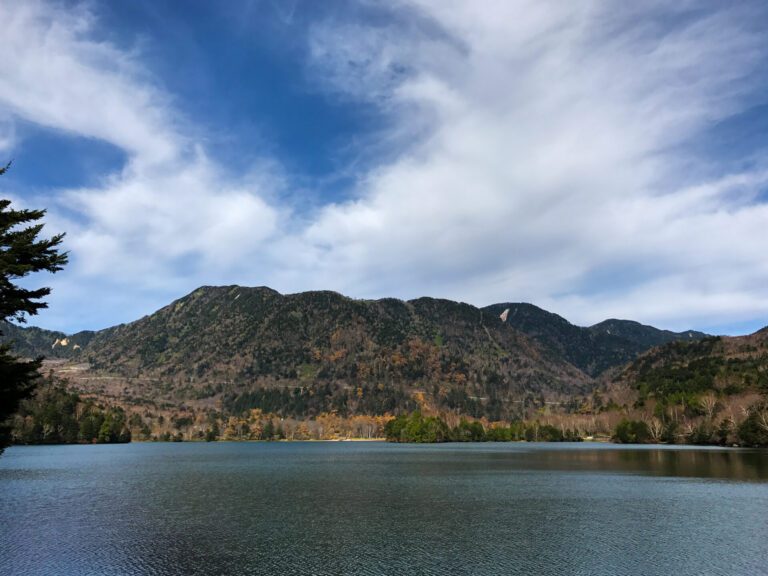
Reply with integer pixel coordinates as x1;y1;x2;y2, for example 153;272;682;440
328;349;347;362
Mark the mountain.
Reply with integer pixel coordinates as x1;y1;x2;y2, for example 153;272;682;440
482;303;706;376
76;286;590;420
1;286;713;422
0;321;94;360
618;327;768;401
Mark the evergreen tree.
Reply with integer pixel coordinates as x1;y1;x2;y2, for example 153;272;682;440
0;162;68;455
261;419;275;440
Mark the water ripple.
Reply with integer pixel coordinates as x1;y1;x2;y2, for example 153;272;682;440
1;443;767;576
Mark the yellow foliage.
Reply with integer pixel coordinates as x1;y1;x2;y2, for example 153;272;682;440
317;412;342;438
391;351;406;367
295;422;311;440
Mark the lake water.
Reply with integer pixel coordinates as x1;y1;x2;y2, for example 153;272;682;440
1;442;767;576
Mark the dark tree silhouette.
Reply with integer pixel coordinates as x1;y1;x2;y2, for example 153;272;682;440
0;162;68;454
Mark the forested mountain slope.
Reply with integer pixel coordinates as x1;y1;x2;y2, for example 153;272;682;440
619;328;768;402
0;321;94;359
482;303;706;376
1;286;712;421
76;287;588;420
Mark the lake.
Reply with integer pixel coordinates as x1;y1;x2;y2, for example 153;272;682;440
1;442;767;575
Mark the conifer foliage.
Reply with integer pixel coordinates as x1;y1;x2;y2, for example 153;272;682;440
0;162;68;454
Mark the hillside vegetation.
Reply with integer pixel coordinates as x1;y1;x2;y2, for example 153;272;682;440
79;286;591;422
606;328;768;445
6;285;756;444
483;303;706;376
2;286;708;422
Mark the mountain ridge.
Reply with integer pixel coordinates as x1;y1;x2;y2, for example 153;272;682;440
1;285;719;421
6;284;768;448
4;286;708;363
481;302;708;376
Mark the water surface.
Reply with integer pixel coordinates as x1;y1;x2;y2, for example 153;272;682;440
1;442;767;576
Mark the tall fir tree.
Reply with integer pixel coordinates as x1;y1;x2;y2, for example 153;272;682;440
0;162;68;454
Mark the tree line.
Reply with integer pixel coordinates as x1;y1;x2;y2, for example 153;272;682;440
11;385;131;445
612;401;768;446
384;411;582;443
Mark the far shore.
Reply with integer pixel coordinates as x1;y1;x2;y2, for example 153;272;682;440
131;437;389;443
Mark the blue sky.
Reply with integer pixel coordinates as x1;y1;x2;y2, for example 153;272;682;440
1;0;768;335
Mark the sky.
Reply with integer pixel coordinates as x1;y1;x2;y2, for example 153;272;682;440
1;0;768;335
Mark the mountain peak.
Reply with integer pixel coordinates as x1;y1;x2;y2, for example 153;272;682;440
2;287;712;394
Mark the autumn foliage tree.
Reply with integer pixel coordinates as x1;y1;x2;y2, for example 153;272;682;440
0;162;68;454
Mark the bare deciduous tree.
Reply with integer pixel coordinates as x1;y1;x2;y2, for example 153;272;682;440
700;393;718;420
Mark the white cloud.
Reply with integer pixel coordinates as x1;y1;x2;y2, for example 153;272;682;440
296;0;768;330
0;113;15;152
0;0;284;330
0;1;179;166
63;154;282;280
1;0;768;334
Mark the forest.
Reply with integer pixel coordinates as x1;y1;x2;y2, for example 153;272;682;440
384;411;582;443
11;385;131;445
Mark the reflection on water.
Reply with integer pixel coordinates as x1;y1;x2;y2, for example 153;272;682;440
1;442;767;576
520;444;768;481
